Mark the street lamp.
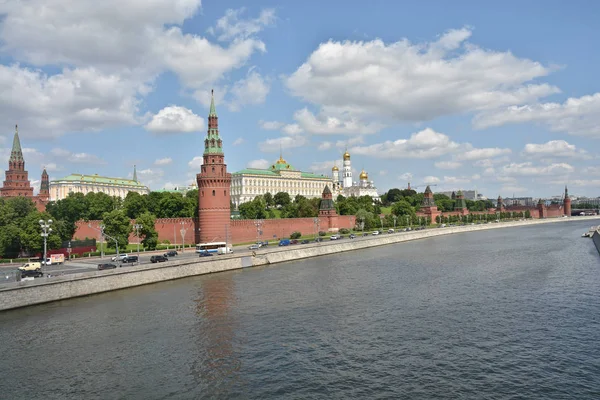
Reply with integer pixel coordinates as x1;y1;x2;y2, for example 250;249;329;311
393;215;397;230
180;221;187;252
133;223;143;261
88;223;118;260
254;219;263;244
313;217;320;241
39;219;52;269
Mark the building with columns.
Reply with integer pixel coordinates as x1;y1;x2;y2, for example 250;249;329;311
230;154;332;208
49;166;149;201
196;90;232;244
331;149;380;201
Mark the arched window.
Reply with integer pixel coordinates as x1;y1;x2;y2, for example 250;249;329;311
224;190;226;196
212;167;215;173
212;190;215;196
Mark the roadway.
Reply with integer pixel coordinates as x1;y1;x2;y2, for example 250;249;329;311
0;224;499;285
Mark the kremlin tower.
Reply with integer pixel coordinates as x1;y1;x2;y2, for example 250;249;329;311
196;90;232;244
1;125;34;198
38;168;50;202
563;186;571;216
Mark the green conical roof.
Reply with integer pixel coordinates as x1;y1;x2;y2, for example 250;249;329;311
204;89;223;155
10;124;23;162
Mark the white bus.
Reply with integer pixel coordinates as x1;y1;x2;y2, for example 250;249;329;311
195;242;233;255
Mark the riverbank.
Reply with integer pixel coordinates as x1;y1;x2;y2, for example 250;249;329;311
1;216;598;311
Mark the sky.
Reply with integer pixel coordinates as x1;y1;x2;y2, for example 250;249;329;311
1;0;600;199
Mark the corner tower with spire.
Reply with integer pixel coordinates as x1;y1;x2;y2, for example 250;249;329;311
563;185;571;216
196;90;232;244
0;124;34;198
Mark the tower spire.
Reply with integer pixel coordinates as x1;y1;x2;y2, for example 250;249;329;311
10;124;24;163
133;164;138;182
209;89;217;117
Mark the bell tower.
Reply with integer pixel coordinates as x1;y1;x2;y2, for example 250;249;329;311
196;90;232;244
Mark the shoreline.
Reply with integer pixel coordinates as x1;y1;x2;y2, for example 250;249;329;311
1;216;598;312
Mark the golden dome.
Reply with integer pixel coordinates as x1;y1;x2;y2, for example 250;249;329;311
359;170;368;180
332;165;339;172
343;150;351;160
276;155;287;164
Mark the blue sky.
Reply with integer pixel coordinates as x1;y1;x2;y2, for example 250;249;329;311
1;0;600;198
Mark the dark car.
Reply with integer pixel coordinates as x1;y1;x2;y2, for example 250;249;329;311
164;250;178;257
314;237;323;242
150;255;167;263
362;232;369;237
122;255;139;264
98;263;117;270
261;241;269;247
300;239;310;244
19;269;44;278
290;239;299;245
349;234;356;239
198;251;213;257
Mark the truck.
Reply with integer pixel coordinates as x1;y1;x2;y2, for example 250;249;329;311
217;246;233;255
50;254;64;265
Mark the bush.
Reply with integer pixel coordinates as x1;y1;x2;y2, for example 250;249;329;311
318;231;326;236
290;231;302;239
339;228;350;234
161;240;171;245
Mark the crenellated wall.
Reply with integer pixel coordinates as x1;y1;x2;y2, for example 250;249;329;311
74;215;356;245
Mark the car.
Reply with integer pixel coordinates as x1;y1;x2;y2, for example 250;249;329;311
260;241;269;247
111;254;128;262
198;251;213;257
330;234;340;240
314;237;323;242
300;239;310;244
150;255;167;263
164;250;178;257
372;231;380;235
290;239;299;244
98;263;117;270
122;255;138;264
349;234;356;239
279;239;290;246
248;244;260;250
387;229;395;234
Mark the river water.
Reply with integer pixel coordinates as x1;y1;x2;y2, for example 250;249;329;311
1;221;599;399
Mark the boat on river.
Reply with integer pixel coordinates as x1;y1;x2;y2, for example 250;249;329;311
582;226;598;237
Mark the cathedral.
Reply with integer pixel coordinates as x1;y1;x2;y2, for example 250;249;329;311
331;149;380;201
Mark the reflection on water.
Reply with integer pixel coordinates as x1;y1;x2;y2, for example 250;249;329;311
0;220;599;399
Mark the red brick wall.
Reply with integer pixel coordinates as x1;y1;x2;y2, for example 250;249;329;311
74;215;356;245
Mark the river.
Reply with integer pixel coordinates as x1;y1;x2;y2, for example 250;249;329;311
0;220;599;399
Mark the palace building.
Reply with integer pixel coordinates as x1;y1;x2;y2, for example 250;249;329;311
230;154;332;208
49;166;149;201
331;149;380;201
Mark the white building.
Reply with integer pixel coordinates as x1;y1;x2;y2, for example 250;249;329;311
331;150;380;201
230;155;332;208
49;166;150;201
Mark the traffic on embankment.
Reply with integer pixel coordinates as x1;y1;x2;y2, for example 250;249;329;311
1;215;599;312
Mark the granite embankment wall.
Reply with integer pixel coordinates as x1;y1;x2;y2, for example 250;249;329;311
2;216;598;312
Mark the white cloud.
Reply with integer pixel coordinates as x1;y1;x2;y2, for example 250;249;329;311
135;168;164;189
350;128;461;159
398;172;413;182
318;141;333;151
308;160;338;174
50;148;106;164
258;135;309;152
473;93;600;137
208;8;276;42
188;156;203;170
44;163;62;172
247;159;270;169
291;108;384;135
434;161;462;170
282;124;304;135
455;146;512;161
501;162;574;176
0;1;269;136
145;106;204;133
228;69;270;111
522;140;587;158
424;176;441;184
259;120;284;130
285;27;558;124
154;157;173;166
501;185;528;193
474;157;511;168
233;137;245;146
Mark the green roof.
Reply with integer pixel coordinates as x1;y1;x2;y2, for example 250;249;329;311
52;173;147;187
232;168;330;180
10;125;23;163
301;172;329;179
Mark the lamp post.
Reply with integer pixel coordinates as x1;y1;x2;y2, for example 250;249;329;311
313;217;320;242
393;215;397;230
39;219;52;269
254;219;263;244
67;241;71;261
88;223;118;260
99;224;105;258
180;221;187;253
133;223;142;262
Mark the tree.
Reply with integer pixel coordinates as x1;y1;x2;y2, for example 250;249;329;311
274;191;291;207
19;211;61;255
392;199;416;218
386;188;403;203
135;212;158;250
157;193;187;218
263;192;273;208
238;196;268;219
101;209;132;250
525;210;531;219
46;192;88;238
85;192;118;220
123;192;149;219
185;189;199;218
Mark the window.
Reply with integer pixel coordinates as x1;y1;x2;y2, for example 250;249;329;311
212;167;215;173
224;190;226;196
201;191;204;197
212;190;215;196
